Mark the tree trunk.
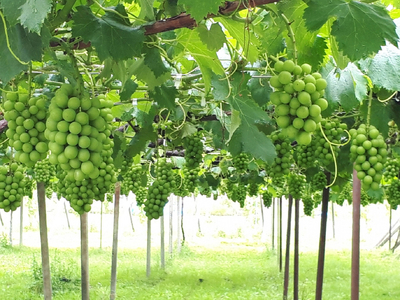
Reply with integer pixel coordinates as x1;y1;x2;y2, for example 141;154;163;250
80;213;90;300
110;183;121;300
37;182;52;299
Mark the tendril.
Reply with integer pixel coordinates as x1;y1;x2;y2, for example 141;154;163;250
378;91;397;103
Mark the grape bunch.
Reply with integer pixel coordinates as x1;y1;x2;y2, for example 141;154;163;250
262;190;273;208
0;163;27;212
144;158;175;220
135;186;147;206
268;131;292;177
311;171;327;192
383;159;400;181
350;124;387;190
33;158;56;184
288;173;306;199
46;84;115;182
248;182;260;197
3;92;49;167
231;183;247;208
183;135;203;168
269;60;328;145
121;164;147;197
336;182;352;206
386;179;400;209
302;195;315;216
232;152;249;173
183;166;200;193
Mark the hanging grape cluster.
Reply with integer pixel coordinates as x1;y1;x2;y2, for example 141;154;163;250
262;190;273;208
386;179;400;209
268;131;292;177
33;158;56;184
269;60;328;145
288;173;306;199
383;159;399;181
0;163;27;212
231;182;247;208
350;124;387;190
336;182;352;206
311;171;327;192
3;92;48;167
232;152;249;173
302;195;315;216
144;158;175;220
121;164;148;206
182;135;203;193
248;182;259;197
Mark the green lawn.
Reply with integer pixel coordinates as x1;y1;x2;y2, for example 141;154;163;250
0;244;399;299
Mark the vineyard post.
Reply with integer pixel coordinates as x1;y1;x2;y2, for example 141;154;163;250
80;213;90;300
315;172;331;300
9;210;12;246
63;200;70;229
283;195;293;300
351;168;361;300
180;198;185;248
272;198;275;250
389;209;392;251
279;197;283;272
176;197;181;253
194;194;201;234
0;210;3;226
160;216;165;269
110;182;121;300
146;218;151;277
129;201;135;233
259;195;264;235
100;196;104;249
294;198;300;300
169;197;173;257
37;182;52;299
19;200;23;246
331;202;335;239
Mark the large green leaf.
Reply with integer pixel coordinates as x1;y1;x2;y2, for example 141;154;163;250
358;45;400;92
0;0;25;26
0;22;42;82
72;5;145;61
177;0;224;22
19;0;52;34
304;0;398;61
177;28;225;91
148;84;177;111
197;23;226;52
360;99;392;138
143;46;169;78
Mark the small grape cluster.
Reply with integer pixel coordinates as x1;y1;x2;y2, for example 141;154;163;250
383;159;400;181
183;166;200;193
288;173;306;199
0;163;27;212
270;60;328;145
350;124;387;190
33;159;56;184
386;179;400;209
183;135;203;168
302;195;315;216
3;92;49;167
121;164;147;199
233;152;249;173
336;182;352;206
268;132;292;177
311;171;327;192
231;183;247;208
262;190;273;208
248;182;259;197
144;159;175;220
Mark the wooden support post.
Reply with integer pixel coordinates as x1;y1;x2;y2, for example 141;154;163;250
80;213;90;300
110;183;121;300
64;200;70;229
279;197;283;272
169;199;173;257
283;195;293;300
37;182;52;299
160;216;165;269
19;200;23;246
146;219;151;277
351;169;361;300
294;198;300;300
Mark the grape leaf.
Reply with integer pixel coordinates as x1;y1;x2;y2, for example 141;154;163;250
177;28;225;91
253;13;285;56
177;0;224;22
0;22;42;82
324;63;368;113
143;46;169;78
197;23;226;52
130;58;171;90
358;45;400;92
303;0;398;61
120;79;138;101
180;123;197;138
211;73;230;101
0;0;25;26
148;84;177;111
19;0;52;34
72;5;145;61
138;0;155;21
248;77;272;107
360;99;392;138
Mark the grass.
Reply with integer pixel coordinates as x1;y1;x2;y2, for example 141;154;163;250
0;243;400;299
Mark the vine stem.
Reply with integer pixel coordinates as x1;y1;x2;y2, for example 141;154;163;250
280;13;298;65
59;39;84;95
367;89;373;129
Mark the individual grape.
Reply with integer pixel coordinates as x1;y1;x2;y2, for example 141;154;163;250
287;173;305;199
350;124;387;191
262;190;273;208
270;60;328;145
232;152;249;173
0;163;27;212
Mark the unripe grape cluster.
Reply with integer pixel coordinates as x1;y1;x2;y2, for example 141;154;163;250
121;164;147;197
248;182;259;197
262;190;273;208
288;173;306;199
144;159;175;220
231;183;247;208
350;124;387;190
383;159;399;181
33;158;56;184
302;195;315;216
336;182;352;206
386;179;400;209
311;171;327;192
270;60;328;145
0;163;27;212
46;84;115;182
232;152;249;173
3;92;48;167
268;132;292;177
183;135;203;168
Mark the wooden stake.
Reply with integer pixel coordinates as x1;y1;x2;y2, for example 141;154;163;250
80;213;90;300
160;216;165;269
110;183;121;300
19;200;23;246
283;195;293;300
64;200;70;229
294;198;300;300
146;219;151;277
169;199;173;257
351;169;361;300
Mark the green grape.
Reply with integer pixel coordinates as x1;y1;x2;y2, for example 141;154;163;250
3;93;49;167
0;163;27;212
183;134;203;168
33;158;56;185
350;124;387;191
268;132;293;177
232;152;249;173
262;190;273;208
182;166;199;194
383;159;399;181
270;60;327;145
135;186;147;206
248;182;259;197
121;164;147;196
231;183;247;208
302;195;314;216
288;173;305;200
311;171;327;192
386;179;400;210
